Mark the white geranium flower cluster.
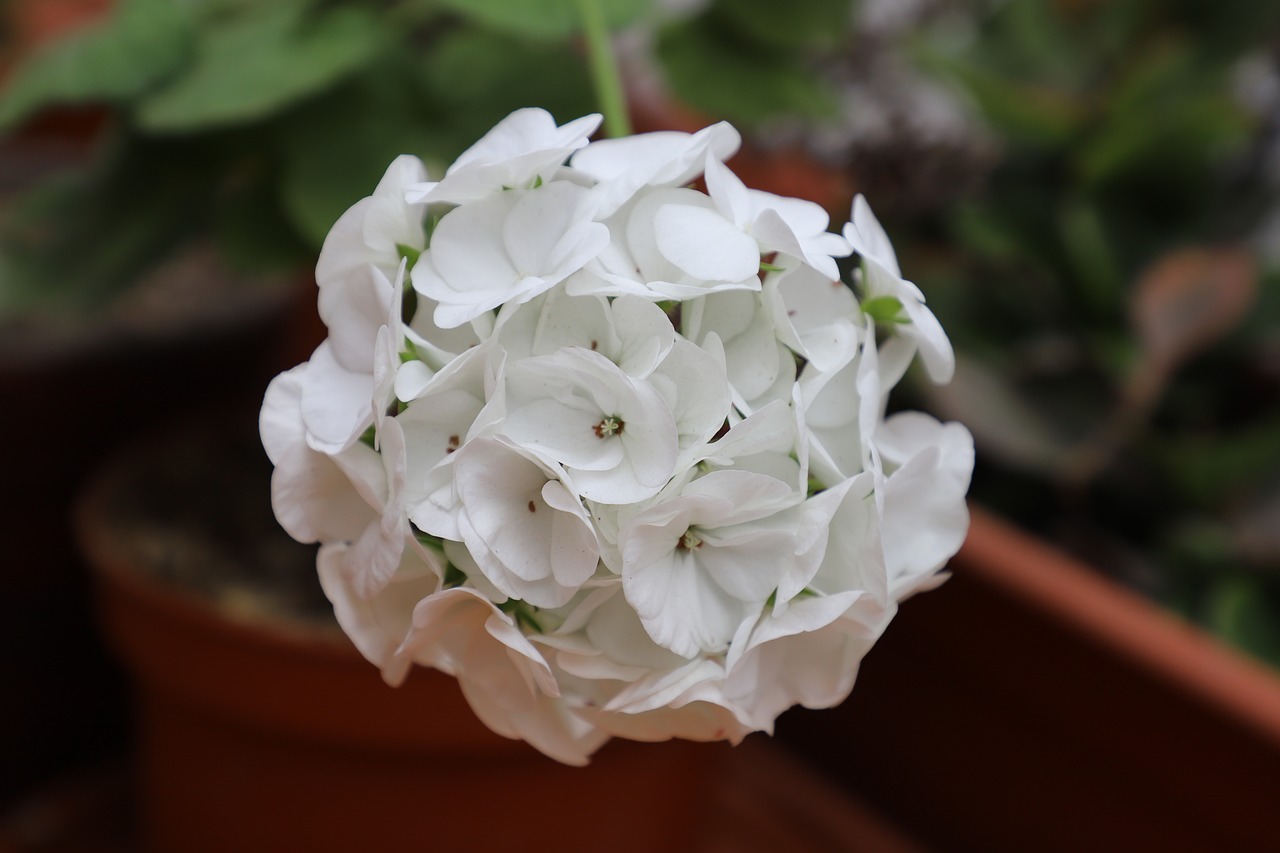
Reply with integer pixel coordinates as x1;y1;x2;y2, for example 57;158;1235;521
260;108;973;765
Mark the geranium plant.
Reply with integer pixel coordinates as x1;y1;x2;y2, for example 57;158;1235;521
259;106;973;764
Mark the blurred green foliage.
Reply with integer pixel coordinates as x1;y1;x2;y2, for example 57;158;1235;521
0;0;636;315
0;0;849;318
895;0;1280;667
654;0;849;126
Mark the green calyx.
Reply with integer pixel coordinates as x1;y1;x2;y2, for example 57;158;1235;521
861;295;909;326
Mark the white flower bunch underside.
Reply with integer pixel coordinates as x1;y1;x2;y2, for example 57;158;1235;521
260;108;973;765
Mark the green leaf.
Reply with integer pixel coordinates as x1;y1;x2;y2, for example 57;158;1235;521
708;0;850;51
949;201;1028;262
1077;38;1253;187
1207;577;1280;668
274;69;438;250
1057;197;1121;317
1155;414;1280;510
995;0;1082;87
656;19;836;127
0;129;231;313
0;0;193;130
434;0;651;40
137;2;382;132
1076;93;1252;188
913;45;1086;149
420;27;598;155
213;173;311;274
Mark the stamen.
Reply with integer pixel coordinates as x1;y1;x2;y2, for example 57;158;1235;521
677;529;703;551
593;415;624;438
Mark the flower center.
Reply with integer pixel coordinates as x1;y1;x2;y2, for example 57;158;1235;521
593;414;624;439
677;529;703;551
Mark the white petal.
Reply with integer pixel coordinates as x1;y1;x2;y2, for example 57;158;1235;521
270;441;375;544
454;438;598;607
393;587;608;765
572;122;741;218
624;545;748;658
503;181;599;275
703;155;753;228
653;203;759;283
318;263;395;371
901;293;956;384
317;541;441;684
300;341;374;454
880;437;973;600
843;194;900;277
260;365;307;467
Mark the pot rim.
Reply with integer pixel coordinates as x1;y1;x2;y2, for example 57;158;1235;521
959;505;1280;749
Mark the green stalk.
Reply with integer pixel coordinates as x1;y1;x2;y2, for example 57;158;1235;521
576;0;631;138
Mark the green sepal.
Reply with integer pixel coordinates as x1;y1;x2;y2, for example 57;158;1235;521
499;598;544;633
861;295;909;325
397;243;422;267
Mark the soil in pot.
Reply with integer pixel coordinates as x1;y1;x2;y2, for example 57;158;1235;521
77;420;724;853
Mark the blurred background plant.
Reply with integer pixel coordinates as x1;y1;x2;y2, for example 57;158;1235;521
2;0;1278;668
0;0;895;314
869;0;1280;668
0;0;646;320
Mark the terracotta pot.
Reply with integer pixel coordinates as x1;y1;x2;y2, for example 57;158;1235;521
75;425;723;853
777;506;1280;852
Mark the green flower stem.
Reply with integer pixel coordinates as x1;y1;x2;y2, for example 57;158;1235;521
576;0;631;138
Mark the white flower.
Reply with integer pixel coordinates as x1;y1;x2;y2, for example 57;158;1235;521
693;399;804;482
618;469;807;658
648;335;731;464
714;471;891;727
264;367;430;599
495;288;675;380
682;289;797;414
390;587;609;765
843;195;955;383
411;180;609;328
501;347;679;504
260;108;973;765
798;319;882;487
570;122;741;218
301;261;398;453
721;593;885;730
451;437;600;608
262;365;379;546
544;585;752;744
704;156;851;280
406;108;601;205
567;185;760;300
317;539;443;685
316;154;426;288
397;342;502;546
328;417;412;598
763;260;861;373
876;412;974;599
